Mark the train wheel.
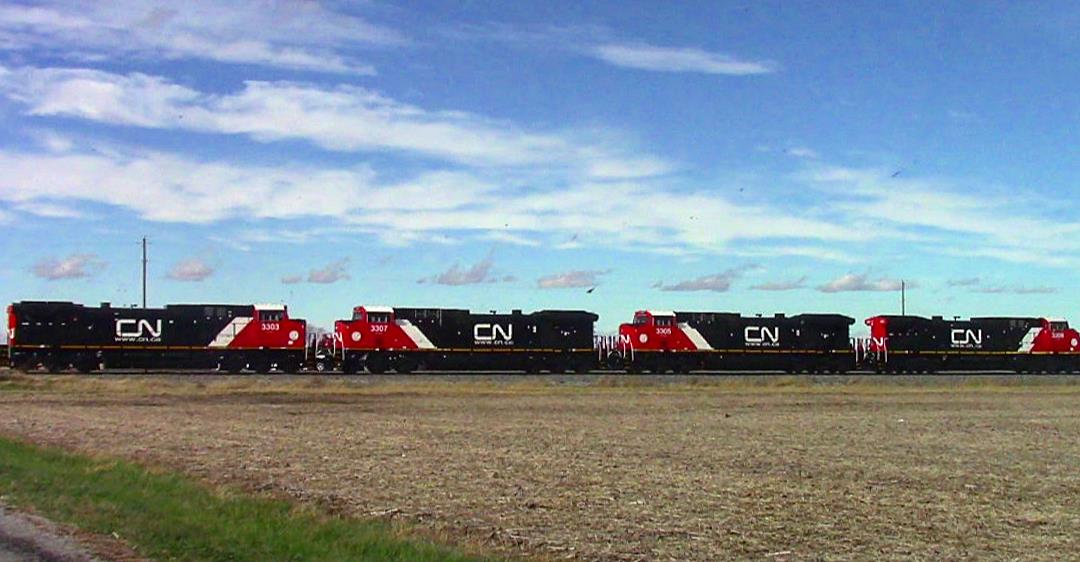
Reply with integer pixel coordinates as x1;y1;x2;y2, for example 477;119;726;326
395;357;417;374
75;360;96;374
42;358;62;373
341;361;358;375
14;359;37;373
280;360;301;374
366;355;388;374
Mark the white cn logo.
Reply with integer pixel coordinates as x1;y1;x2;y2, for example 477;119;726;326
745;326;780;345
116;319;162;338
474;323;513;342
950;328;983;347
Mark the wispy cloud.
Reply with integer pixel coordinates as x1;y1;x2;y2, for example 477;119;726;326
817;273;904;293
751;276;808;291
590;43;777;75
537;269;609;289
0;146;853;256
419;253;502;285
973;284;1057;294
806;165;1080;268
479;231;541;247
31;253;104;280
658;266;756;292
0;2;403;74
166;257;214;282
307;259;350;284
281;274;303;285
947;277;981;287
785;147;818;159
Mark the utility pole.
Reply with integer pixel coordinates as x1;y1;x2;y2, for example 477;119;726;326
141;236;148;308
901;280;906;316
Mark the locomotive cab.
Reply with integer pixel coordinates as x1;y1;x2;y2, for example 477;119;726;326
1036;318;1080;352
6;304;14;346
353;306;394;325
336;306;405;352
619;310;682;351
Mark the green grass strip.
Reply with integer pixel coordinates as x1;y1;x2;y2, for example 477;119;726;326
0;436;501;562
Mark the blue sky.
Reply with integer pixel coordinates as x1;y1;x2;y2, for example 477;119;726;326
1;1;1079;333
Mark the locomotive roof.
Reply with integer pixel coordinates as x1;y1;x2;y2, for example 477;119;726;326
359;305;394;314
675;311;854;323
874;314;1044;323
378;306;595;315
14;301;255;312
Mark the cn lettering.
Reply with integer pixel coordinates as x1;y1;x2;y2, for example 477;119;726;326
474;323;513;342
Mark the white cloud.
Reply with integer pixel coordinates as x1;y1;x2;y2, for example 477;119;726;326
12;200;83;218
591;43;777;75
166;257;214;282
31;253;104;280
0;2;402;74
537;269;609;289
281;274;303;285
0;146;855;257
817;273;904;293
751;276;808;291
480;231;541;247
947;277;981;287
308;259;350;284
0;65;590;167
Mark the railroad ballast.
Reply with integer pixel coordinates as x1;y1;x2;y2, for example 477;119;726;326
6;300;1080;373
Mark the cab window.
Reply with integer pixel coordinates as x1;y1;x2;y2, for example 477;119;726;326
261;311;284;322
633;315;649;326
368;312;391;324
1051;321;1068;332
655;317;673;327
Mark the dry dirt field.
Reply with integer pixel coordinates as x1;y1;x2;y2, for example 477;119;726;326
0;374;1078;561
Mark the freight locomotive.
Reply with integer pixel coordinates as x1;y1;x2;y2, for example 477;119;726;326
329;305;598;374
614;310;856;373
6;301;307;373
865;314;1080;373
6;299;1080;374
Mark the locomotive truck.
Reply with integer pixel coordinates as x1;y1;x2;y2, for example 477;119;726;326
7;301;307;373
